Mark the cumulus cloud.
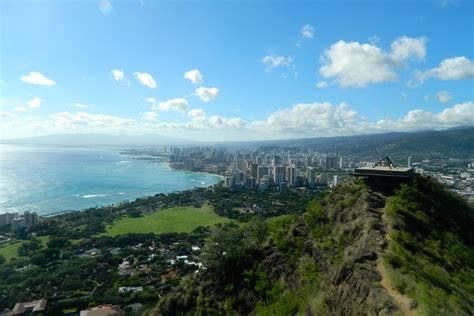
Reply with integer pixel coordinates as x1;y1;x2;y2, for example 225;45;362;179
250;101;474;137
319;36;427;87
2;101;472;141
134;72;157;88
435;90;453;104
188;108;206;118
195;87;220;102
250;102;360;135
408;56;474;87
151;98;189;112
27;97;42;109
315;81;328;89
375;102;473;131
75;103;90;109
390;36;427;62
111;69;124;81
261;54;295;73
20;72;56;86
184;69;203;84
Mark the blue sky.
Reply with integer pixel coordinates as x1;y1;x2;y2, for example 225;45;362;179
0;0;473;141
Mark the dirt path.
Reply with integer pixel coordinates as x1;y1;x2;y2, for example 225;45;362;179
375;198;418;316
377;260;417;316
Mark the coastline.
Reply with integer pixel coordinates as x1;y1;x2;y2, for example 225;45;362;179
41;164;224;219
0;146;223;218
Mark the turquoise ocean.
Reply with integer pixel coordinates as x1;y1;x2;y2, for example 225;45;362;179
0;145;222;216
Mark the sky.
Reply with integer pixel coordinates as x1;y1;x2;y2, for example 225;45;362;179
0;0;473;141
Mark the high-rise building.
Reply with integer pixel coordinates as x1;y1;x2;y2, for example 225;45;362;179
306;167;317;187
408;156;412;168
325;156;337;169
257;166;269;184
246;177;257;189
286;166;297;187
319;173;328;186
0;212;19;226
273;166;286;185
12;218;26;232
339;157;343;169
259;177;270;191
333;175;339;186
250;163;258;179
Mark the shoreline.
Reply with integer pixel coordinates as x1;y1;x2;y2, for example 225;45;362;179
1;150;223;219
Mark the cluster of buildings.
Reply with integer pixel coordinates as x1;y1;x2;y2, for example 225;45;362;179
169;147;347;191
0;211;39;232
413;159;474;203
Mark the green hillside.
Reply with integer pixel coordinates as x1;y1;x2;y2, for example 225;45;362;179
149;176;474;315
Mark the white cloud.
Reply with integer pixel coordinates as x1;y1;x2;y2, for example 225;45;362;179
315;81;328;89
99;0;113;14
184;69;203;84
75;103;90;109
435;90;453;104
249;102;360;135
429;57;474;79
188;108;206;118
407;56;474;87
261;54;294;73
20;72;56;86
13;106;28;112
152;98;189;112
142;111;158;121
320;36;427;87
301;24;315;39
390;36;427;62
376;102;474;131
145;97;156;103
111;69;124;81
51;112;136;129
27;97;42;109
195;87;220;102
111;69;130;85
134;72;157;88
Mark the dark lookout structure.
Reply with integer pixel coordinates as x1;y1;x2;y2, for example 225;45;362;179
350;157;414;183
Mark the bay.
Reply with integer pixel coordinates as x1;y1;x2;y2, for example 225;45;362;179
0;144;222;216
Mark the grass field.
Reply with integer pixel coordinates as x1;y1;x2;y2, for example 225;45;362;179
104;204;231;236
0;235;49;262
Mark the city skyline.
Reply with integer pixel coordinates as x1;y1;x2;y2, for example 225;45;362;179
1;0;473;141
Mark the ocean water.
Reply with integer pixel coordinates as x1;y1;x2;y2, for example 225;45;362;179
0;145;222;216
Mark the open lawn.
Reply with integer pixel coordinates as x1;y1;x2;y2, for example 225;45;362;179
0;236;49;262
104;204;232;236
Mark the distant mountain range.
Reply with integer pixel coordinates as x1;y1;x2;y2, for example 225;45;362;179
222;126;474;154
1;126;473;153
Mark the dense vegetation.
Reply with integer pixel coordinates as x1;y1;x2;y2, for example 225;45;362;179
383;176;474;315
0;185;322;314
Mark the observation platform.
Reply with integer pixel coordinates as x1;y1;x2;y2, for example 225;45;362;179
349;157;415;182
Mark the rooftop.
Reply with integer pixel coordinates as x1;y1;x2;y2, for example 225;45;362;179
350;166;415;178
12;299;47;315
